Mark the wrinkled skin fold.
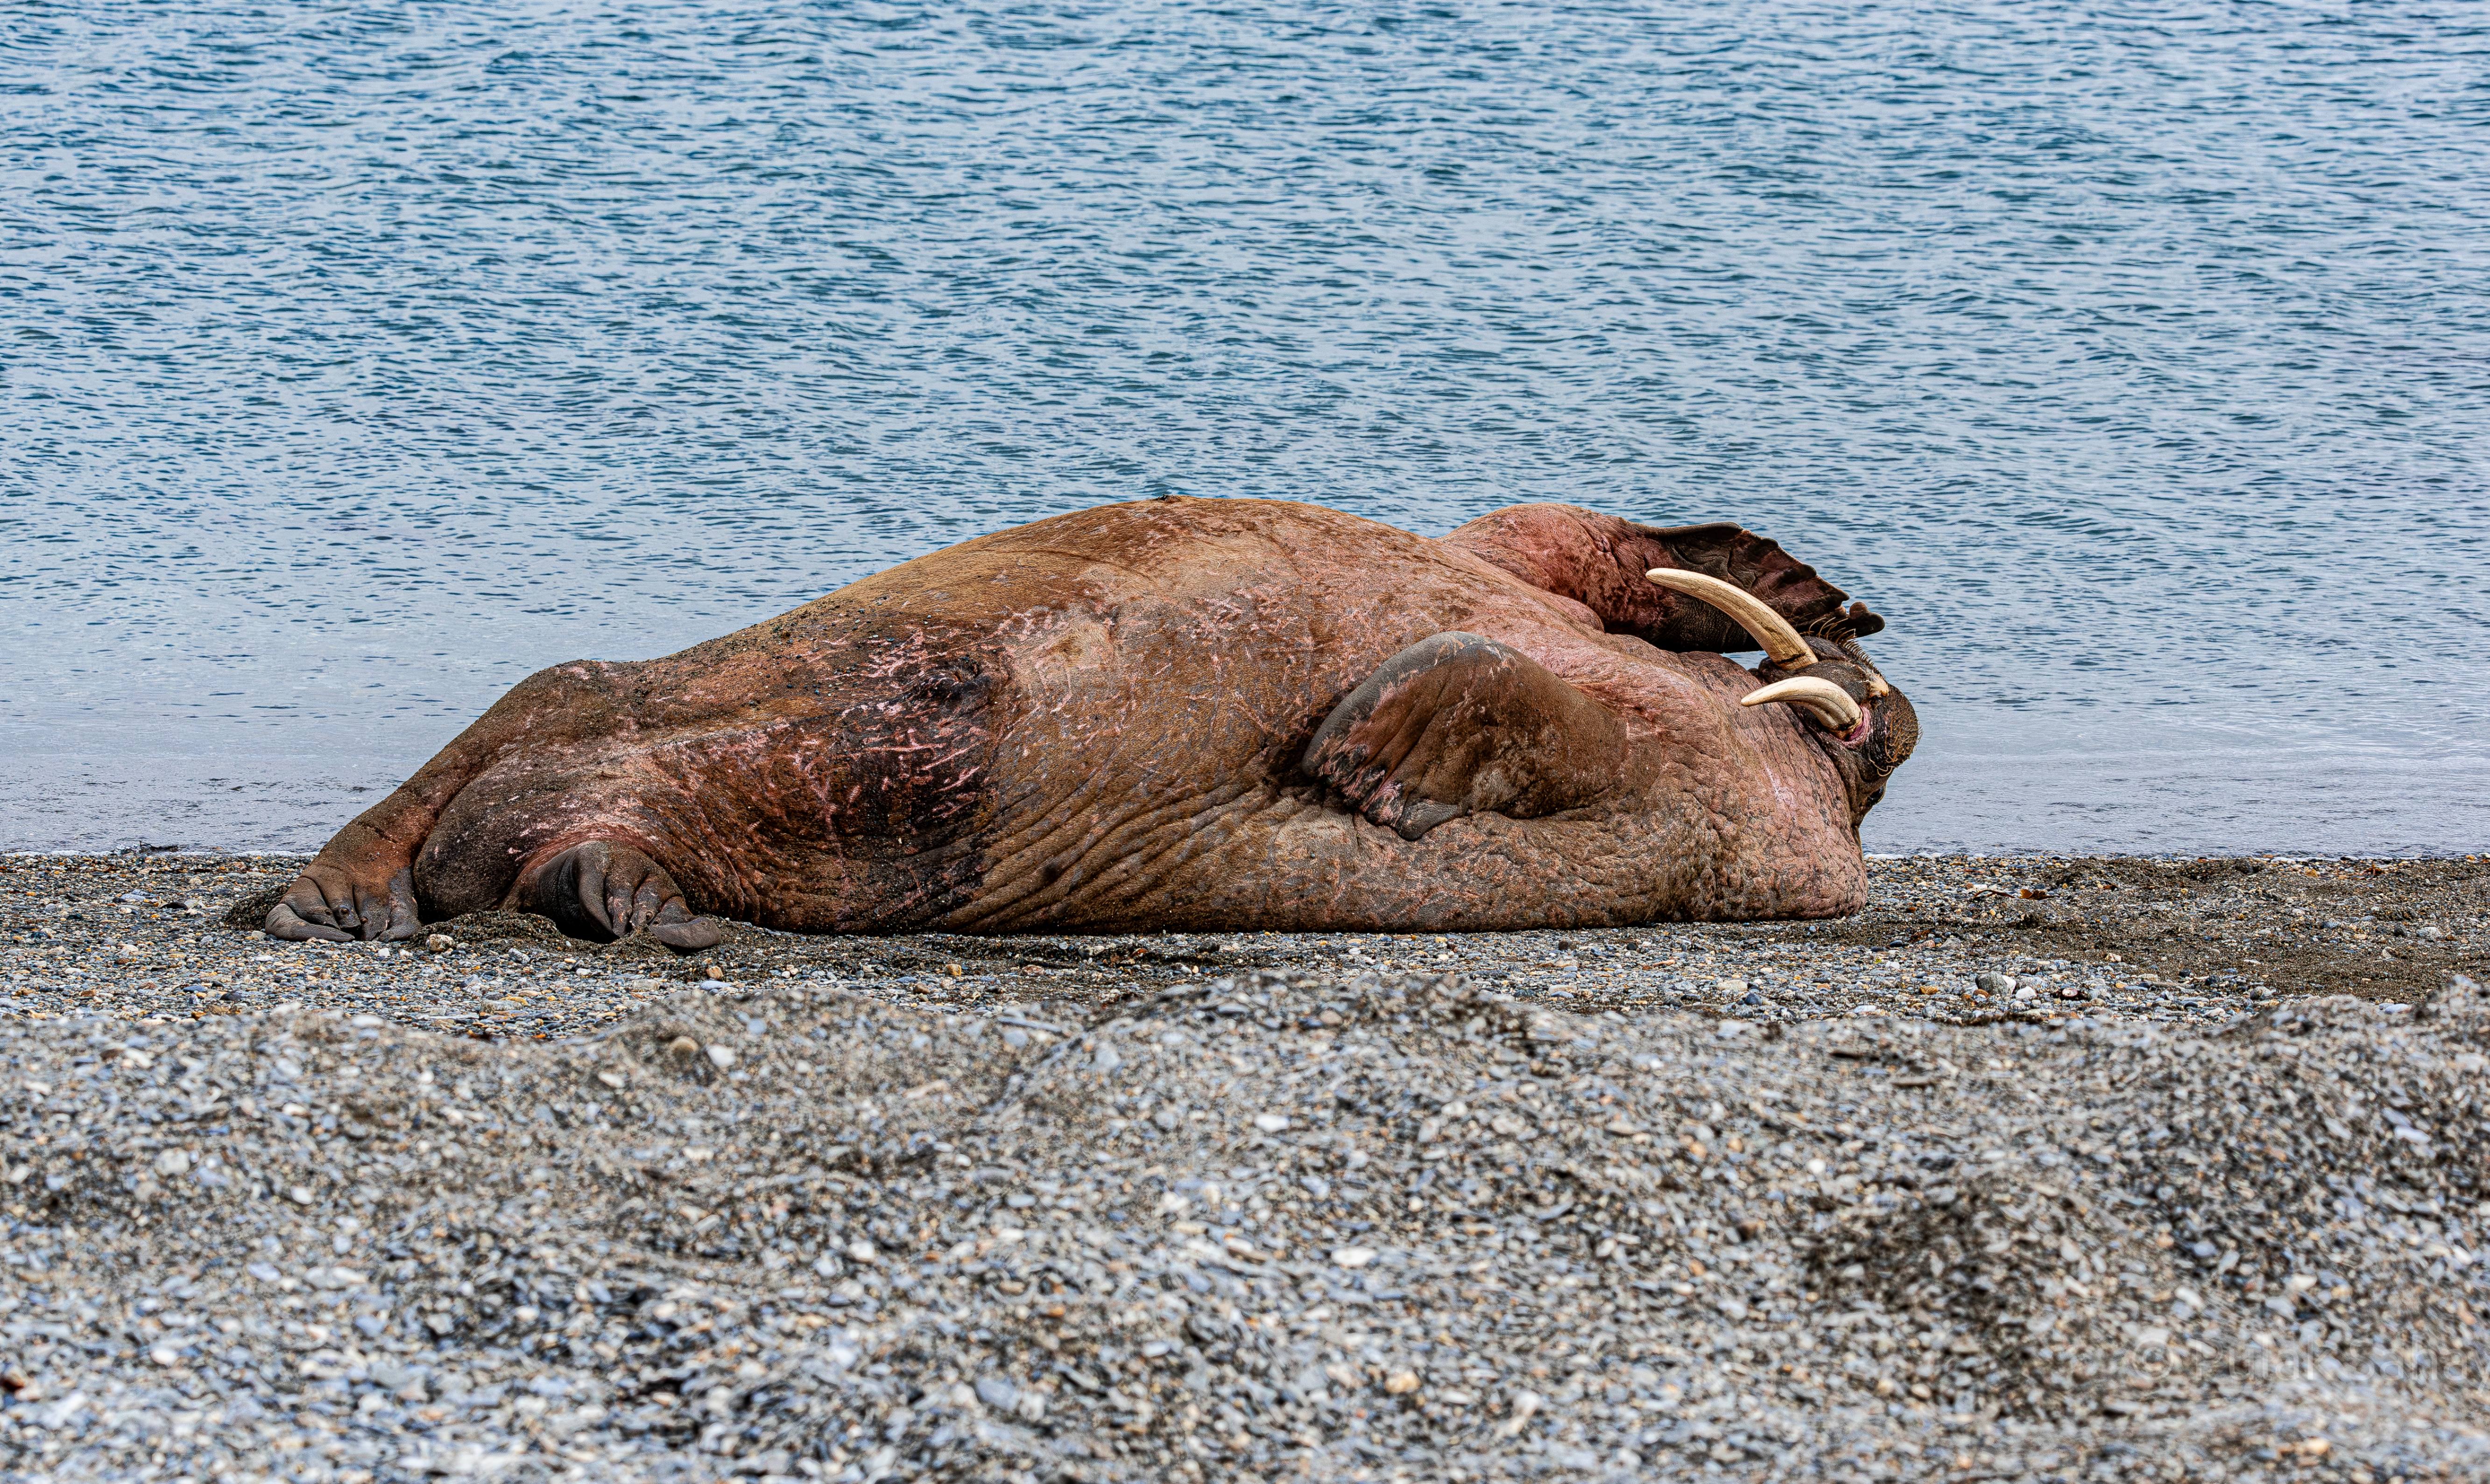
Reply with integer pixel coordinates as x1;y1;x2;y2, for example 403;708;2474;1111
269;498;1917;943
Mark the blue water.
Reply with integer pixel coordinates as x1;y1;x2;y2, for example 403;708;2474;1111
4;1;2486;856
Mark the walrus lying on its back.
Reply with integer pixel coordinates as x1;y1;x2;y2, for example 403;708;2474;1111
267;498;1915;945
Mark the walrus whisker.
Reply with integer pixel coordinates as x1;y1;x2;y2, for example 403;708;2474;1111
1740;675;1862;732
1644;568;1817;667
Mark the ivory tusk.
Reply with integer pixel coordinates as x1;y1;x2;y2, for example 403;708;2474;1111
1740;676;1862;732
1644;569;1817;668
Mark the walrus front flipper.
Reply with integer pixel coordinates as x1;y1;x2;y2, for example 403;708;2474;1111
1441;503;1884;652
1304;633;1623;842
511;840;722;951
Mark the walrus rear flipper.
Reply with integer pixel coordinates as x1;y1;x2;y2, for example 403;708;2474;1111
1304;633;1623;842
509;840;723;951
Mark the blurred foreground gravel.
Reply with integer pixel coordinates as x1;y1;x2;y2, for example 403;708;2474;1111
4;854;2488;1482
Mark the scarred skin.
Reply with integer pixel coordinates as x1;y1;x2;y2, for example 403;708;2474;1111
268;498;1916;944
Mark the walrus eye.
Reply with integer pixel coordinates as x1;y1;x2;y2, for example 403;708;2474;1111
1644;568;1817;668
1738;675;1863;732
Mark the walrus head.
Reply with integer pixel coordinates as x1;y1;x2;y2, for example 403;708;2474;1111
1646;567;1918;826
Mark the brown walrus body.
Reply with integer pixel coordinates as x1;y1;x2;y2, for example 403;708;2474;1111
267;498;1916;945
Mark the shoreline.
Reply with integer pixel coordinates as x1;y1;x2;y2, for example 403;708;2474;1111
3;853;2486;1481
5;852;2481;1034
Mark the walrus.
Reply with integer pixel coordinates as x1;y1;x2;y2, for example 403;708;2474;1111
265;498;1915;944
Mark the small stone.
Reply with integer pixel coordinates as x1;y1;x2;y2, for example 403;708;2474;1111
706;1043;738;1071
425;934;454;953
33;849;2468;1478
349;1013;384;1028
1714;978;1747;996
846;1239;878;1265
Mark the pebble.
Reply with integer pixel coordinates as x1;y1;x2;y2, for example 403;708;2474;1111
0;851;2484;1480
11;851;2476;1036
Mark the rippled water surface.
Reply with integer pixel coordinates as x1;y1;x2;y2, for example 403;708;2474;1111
5;1;2486;856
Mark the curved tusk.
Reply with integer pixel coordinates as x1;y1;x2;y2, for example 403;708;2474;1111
1740;676;1862;732
1644;569;1816;668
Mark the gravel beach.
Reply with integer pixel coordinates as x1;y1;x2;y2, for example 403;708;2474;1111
4;852;2487;1482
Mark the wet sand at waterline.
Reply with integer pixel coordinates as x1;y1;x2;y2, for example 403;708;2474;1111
2;854;2486;1481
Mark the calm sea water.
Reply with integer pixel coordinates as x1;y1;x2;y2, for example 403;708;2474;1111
4;1;2486;858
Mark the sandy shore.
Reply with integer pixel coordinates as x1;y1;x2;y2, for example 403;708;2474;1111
2;853;2486;1481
